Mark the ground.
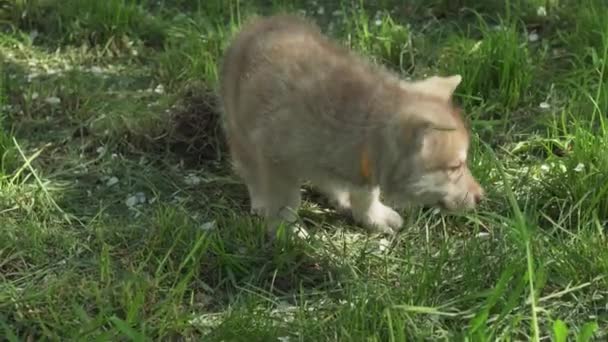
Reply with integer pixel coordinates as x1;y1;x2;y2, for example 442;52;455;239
0;0;607;340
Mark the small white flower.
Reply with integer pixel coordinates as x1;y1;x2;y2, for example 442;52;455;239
96;146;106;155
154;84;164;94
27;73;39;82
44;96;61;105
574;163;585;172
295;225;310;239
184;174;202;185
200;220;216;231
135;192;146;204
31;92;39;100
106;176;119;187
540;164;551;172
539;102;550;109
90;66;103;74
29;30;39;41
537;6;547;17
126;192;147;207
374;18;383;26
378;238;390;252
126;195;139;207
528;32;539;42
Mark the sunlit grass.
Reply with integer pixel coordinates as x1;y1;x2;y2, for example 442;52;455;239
0;0;606;340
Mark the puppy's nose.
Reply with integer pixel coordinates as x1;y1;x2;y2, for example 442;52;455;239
471;184;484;205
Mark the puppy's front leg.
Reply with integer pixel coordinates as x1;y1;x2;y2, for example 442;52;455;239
350;187;403;234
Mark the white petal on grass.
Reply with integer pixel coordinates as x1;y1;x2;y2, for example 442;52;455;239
90;66;103;74
295;225;310;239
44;96;61;105
375;19;383;26
378;238;390;252
126;192;147;207
126;195;139;207
29;30;39;41
154;84;165;94
574;163;585;172
184;174;201;185
27;73;39;82
539;102;550;109
528;32;539;42
537;6;547;17
540;164;551;172
135;192;146;204
200;220;216;231
106;176;119;187
477;232;490;238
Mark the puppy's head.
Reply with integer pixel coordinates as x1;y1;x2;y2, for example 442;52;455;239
380;75;484;211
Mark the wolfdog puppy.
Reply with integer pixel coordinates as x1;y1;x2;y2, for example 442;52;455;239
219;14;483;235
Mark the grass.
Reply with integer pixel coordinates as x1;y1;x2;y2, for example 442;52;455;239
1;0;607;340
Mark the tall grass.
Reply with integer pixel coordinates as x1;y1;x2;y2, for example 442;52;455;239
0;0;606;340
439;14;534;112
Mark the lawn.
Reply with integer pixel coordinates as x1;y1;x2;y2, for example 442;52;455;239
0;0;607;340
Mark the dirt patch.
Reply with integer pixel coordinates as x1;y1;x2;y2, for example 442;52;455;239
162;82;227;165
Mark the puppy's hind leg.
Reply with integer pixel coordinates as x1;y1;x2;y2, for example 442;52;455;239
227;135;267;215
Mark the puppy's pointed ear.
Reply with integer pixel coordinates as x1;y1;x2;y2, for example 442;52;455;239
418;114;459;132
399;111;459;151
408;75;462;101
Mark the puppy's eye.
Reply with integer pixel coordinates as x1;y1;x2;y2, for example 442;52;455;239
447;163;463;172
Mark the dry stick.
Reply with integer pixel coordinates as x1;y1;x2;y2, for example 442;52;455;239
12;137;73;225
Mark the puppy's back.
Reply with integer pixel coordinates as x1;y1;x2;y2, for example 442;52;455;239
219;14;321;118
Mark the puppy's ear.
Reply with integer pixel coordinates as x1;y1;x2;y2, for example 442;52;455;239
398;110;459;153
414;111;459;132
408;75;462;101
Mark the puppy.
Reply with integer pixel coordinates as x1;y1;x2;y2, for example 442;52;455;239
219;14;483;235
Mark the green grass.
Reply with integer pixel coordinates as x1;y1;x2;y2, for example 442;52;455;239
1;0;607;340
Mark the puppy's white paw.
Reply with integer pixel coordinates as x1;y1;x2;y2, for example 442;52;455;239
329;192;351;212
354;202;403;234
